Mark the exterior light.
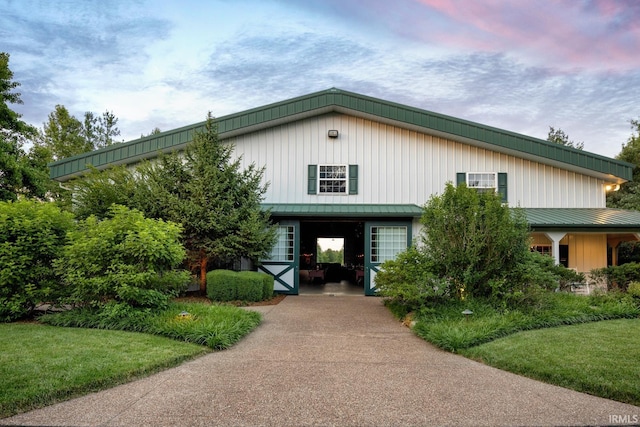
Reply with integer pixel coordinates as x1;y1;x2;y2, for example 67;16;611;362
462;309;473;320
605;184;620;192
328;130;339;138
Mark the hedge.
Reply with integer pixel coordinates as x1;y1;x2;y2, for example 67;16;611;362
207;270;274;302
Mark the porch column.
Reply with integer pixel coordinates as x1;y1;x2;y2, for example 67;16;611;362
544;232;567;266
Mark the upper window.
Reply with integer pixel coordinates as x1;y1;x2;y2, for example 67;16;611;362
308;164;358;195
319;165;347;194
466;172;497;194
457;171;507;202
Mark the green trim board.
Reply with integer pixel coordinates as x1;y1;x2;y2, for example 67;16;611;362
49;88;633;182
262;203;423;217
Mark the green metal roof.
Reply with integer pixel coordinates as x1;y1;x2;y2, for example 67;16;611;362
263;204;640;232
523;208;640;232
262;203;423;218
49;88;634;182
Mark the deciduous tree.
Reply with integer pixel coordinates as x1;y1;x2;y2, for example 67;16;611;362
547;126;584;150
607;118;640;210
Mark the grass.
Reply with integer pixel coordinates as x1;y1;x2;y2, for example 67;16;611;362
460;319;640;406
2;302;262;418
0;323;209;418
39;301;262;350
410;292;639;352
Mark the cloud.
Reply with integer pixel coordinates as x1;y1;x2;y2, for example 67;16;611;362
0;0;172;126
1;0;637;159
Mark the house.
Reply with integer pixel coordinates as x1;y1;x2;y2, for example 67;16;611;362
49;88;640;295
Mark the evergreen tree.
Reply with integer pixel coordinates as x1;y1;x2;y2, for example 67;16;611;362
133;114;277;293
0;52;47;201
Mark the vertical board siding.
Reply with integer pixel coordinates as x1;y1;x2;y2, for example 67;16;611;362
567;234;607;272
230;113;606;208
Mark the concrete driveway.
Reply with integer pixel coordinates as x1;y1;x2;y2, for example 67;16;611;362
2;295;639;426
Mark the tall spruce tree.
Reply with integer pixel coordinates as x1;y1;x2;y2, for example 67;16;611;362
133;114;276;293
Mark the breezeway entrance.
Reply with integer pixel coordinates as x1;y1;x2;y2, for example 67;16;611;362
259;217;412;295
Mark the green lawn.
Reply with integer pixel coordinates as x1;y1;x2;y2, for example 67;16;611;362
0;323;209;418
461;319;640;406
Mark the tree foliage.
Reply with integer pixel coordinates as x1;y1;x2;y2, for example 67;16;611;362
37;105;121;162
72;114;277;292
0;52;48;201
0;200;75;321
377;183;568;309
133;115;277;291
55;205;189;310
547;126;584;150
607;118;640;210
419;183;534;299
317;245;343;264
68;165;138;220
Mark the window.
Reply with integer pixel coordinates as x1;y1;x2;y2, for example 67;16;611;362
266;225;295;261
371;226;407;263
319;165;347;193
457;172;508;202
531;245;552;256
467;172;497;194
308;164;358;195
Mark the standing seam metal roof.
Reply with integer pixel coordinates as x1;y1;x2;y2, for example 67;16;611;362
48;88;634;182
263;203;640;231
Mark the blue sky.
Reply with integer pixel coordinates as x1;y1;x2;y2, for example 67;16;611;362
1;0;639;158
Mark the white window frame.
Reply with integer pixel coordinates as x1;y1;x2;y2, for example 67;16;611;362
266;225;295;261
466;172;497;194
318;164;348;194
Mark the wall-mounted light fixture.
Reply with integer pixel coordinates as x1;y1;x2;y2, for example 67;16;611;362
328;130;339;138
605;183;621;192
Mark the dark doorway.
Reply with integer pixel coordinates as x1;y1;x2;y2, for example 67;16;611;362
298;219;365;294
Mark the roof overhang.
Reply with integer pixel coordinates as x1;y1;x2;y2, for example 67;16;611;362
262;204;640;233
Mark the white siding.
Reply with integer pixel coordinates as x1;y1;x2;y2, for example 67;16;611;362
229;113;606;208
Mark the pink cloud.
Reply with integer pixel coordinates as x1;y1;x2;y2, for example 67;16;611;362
411;0;640;70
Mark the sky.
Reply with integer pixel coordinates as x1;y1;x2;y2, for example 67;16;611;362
1;0;639;159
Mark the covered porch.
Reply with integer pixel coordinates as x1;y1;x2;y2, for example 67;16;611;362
524;208;640;272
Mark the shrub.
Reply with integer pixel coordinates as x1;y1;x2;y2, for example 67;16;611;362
376;246;450;311
207;270;274;302
418;183;533;300
0;200;75;321
237;271;270;302
628;282;640;300
55;205;189;309
260;271;274;298
590;263;640;291
207;270;238;301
